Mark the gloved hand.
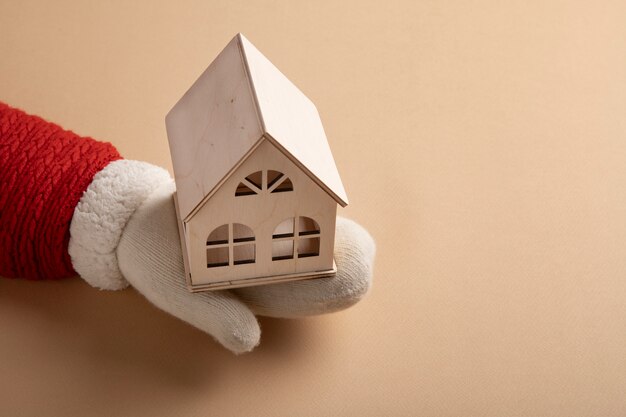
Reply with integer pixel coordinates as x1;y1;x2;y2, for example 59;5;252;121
69;160;375;353
0;102;375;354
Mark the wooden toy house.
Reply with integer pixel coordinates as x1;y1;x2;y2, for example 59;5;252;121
165;34;348;291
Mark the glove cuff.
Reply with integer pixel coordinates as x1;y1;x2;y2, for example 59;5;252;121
68;159;172;290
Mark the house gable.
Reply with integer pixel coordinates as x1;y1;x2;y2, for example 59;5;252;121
166;33;348;223
186;135;348;221
185;140;337;286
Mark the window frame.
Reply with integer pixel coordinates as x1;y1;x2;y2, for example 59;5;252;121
235;170;293;197
272;217;320;261
206;223;256;268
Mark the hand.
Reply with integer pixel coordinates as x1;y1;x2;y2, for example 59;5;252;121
0;98;374;352
115;180;375;353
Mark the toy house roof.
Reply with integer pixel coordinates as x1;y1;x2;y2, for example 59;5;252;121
166;33;348;221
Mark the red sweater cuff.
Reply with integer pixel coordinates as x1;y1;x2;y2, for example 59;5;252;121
0;102;122;279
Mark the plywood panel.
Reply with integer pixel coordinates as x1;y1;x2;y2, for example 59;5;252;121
165;36;263;219
186;139;337;289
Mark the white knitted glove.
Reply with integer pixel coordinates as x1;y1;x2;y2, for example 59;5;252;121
69;160;375;353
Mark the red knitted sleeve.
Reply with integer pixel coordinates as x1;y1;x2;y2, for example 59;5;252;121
0;102;122;279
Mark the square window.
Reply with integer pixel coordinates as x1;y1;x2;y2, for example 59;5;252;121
298;237;320;258
207;246;229;267
272;240;294;261
234;244;255;265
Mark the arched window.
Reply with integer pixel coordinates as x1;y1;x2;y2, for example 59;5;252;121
271;217;320;261
206;223;255;268
235;170;293;196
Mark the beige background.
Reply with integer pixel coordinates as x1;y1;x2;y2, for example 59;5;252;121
1;1;625;416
